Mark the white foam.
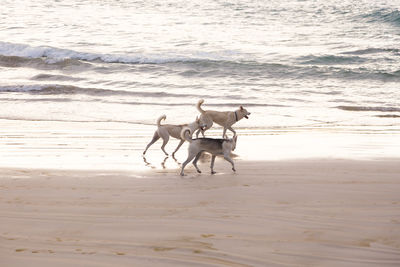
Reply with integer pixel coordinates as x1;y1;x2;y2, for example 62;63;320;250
0;41;235;64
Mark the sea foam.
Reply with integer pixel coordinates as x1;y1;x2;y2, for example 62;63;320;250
0;41;233;64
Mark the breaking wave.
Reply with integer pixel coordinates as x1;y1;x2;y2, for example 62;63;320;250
0;84;204;98
337;106;400;112
299;55;368;65
1;41;400;82
362;8;400;26
0;84;279;108
342;48;400;55
0;41;230;64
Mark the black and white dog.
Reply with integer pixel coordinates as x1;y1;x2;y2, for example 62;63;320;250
180;128;237;176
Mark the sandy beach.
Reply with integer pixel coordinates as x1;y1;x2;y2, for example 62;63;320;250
2;1;400;266
1;158;400;267
1;120;400;266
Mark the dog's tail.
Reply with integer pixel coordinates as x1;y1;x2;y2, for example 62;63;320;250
196;99;206;114
180;127;193;143
157;115;166;127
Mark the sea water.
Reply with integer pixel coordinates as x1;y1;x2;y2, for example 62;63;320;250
1;0;399;169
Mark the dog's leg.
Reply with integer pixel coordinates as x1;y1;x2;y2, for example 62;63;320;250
223;152;236;172
143;131;160;155
161;156;168;169
203;121;212;137
160;135;170;156
201;128;206;138
227;126;236;137
210;155;216;174
196;128;206;138
222;128;228;138
196;129;206;138
172;139;185;157
192;152;203;173
198;119;212;138
180;151;197;176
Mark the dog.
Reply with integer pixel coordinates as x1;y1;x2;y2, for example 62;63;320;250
180;127;237;176
143;115;205;157
195;99;250;138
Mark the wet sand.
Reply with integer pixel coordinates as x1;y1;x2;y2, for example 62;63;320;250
1;159;400;266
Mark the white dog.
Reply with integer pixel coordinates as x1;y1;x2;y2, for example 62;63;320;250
180;128;237;176
196;99;250;138
143;115;205;157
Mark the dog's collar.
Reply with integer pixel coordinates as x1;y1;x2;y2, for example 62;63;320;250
234;111;238;122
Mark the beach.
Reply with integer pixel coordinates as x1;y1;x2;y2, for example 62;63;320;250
1;158;400;267
1;119;400;266
1;0;400;266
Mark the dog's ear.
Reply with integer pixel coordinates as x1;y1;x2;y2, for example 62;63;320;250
240;105;244;110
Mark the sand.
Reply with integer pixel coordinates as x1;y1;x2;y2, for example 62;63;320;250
1;159;400;267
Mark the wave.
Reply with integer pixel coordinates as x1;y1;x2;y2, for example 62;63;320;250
376;114;400;118
299;55;367;65
0;54;92;70
0;84;282;110
0;84;206;98
178;57;400;82
342;48;400;55
337;106;400;112
331;68;400;82
0;84;277;107
31;74;84;82
173;59;400;82
0;115;159;125
362;8;400;26
359;8;400;26
0;41;231;65
2;42;400;83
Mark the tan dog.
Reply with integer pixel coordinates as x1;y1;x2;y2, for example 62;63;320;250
196;99;251;138
143;115;205;157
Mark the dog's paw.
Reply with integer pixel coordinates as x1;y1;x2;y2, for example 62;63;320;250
211;171;216;175
196;170;202;173
232;168;236;172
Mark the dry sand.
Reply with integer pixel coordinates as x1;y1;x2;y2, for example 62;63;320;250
1;159;400;267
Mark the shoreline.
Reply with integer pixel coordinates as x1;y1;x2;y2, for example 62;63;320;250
1;119;400;171
1;159;400;266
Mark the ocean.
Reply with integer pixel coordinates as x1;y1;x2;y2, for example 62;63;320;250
1;0;400;169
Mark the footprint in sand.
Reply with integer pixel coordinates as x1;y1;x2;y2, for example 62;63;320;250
201;234;215;238
358;239;375;247
152;246;175;252
80;251;96;255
